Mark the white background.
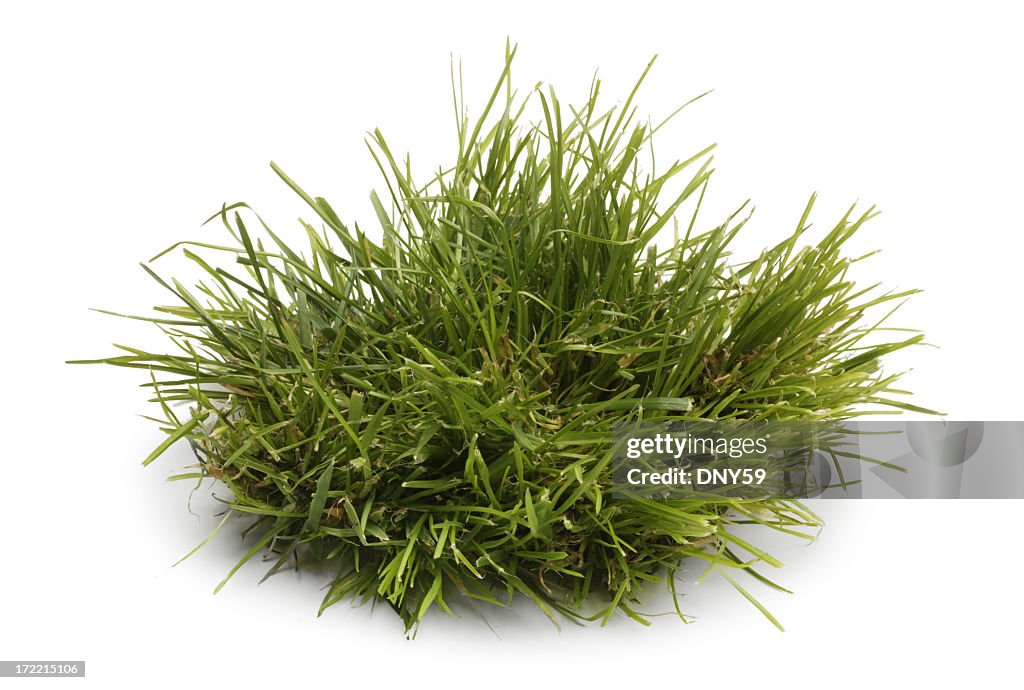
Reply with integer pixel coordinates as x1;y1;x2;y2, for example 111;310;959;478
2;1;1022;687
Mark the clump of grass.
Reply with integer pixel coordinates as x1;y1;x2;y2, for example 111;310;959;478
75;44;927;634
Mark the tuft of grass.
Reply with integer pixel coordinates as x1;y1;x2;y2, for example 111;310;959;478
72;43;928;634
